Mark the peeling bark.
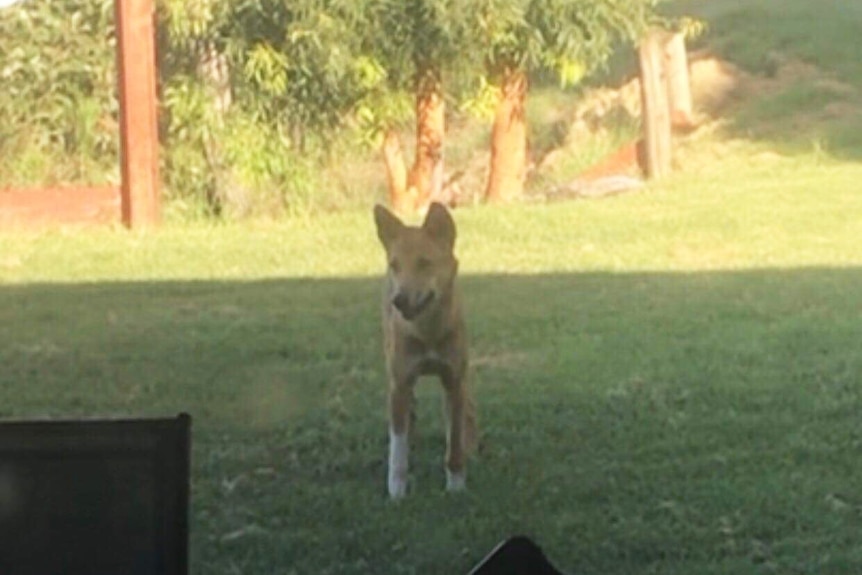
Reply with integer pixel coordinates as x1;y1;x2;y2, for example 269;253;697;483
408;71;445;212
382;129;411;215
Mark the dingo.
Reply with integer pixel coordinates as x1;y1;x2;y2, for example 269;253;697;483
373;202;476;498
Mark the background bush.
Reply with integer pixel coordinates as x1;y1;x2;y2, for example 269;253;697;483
0;0;658;217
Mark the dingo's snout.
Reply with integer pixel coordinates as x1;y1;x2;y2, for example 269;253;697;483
391;289;434;320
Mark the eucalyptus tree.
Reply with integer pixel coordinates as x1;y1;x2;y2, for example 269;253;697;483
475;0;660;202
366;0;475;212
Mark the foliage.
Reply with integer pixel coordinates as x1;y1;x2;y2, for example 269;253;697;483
352;0;481;148
0;0;118;185
459;76;502;121
157;0;391;213
159;0;372;138
225;1;368;136
161;78;340;219
472;0;660;87
366;0;474;88
1;0;675;214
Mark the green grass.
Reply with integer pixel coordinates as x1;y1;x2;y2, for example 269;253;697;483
670;0;862;82
667;0;862;163
2;147;862;574
3;0;862;573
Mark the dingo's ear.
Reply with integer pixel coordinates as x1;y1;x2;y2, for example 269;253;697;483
422;202;456;250
374;204;404;248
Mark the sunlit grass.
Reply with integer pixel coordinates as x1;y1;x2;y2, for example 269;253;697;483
2;135;862;574
3;145;862;283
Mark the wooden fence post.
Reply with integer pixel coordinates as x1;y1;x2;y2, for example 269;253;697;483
664;32;695;130
115;0;160;227
638;29;672;179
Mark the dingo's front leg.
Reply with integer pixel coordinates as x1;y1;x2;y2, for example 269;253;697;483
387;383;412;499
443;376;467;492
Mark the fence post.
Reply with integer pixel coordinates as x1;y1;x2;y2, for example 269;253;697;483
638;29;673;179
115;0;160;227
664;32;695;130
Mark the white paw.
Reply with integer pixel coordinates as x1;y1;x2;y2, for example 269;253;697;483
388;472;407;499
445;469;466;492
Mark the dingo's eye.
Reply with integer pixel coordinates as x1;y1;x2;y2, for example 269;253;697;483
389;259;401;273
416;257;432;271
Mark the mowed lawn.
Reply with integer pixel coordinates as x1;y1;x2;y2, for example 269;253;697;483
2;150;862;574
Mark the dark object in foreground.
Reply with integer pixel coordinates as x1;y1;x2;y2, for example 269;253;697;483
0;414;191;575
468;535;566;575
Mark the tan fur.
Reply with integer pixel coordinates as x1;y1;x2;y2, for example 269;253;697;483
374;202;476;497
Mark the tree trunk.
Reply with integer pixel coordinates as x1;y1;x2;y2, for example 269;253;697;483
485;69;527;203
408;70;445;212
198;40;232;116
382;129;411;215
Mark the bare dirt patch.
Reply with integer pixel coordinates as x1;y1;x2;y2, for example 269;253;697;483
541;50;861;193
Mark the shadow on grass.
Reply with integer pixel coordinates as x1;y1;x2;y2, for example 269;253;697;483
2;268;861;574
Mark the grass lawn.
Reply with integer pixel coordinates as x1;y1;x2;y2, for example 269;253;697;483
3;1;862;574
2;155;862;574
